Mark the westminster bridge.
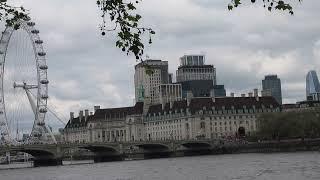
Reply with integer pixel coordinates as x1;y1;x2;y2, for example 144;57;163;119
0;139;227;167
1;139;320;167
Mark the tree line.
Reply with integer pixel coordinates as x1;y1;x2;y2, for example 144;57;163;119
255;109;320;141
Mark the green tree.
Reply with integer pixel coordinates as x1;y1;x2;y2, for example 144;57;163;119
0;1;28;30
257;109;320;140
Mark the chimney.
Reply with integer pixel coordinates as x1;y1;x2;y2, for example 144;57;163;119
162;103;165;110
94;105;100;113
230;93;235;97
187;91;193;106
248;92;253;97
160;99;165;110
210;89;215;97
85;109;89;121
254;88;258;97
241;94;246;97
79;110;84;122
70;112;74;123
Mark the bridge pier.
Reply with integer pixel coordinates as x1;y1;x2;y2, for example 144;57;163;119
33;157;62;167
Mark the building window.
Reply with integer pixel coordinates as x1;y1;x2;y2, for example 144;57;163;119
200;122;205;129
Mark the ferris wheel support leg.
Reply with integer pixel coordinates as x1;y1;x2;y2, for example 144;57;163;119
45;124;57;144
25;89;37;116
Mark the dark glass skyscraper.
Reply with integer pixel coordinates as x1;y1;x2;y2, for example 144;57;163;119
306;70;320;100
262;75;282;104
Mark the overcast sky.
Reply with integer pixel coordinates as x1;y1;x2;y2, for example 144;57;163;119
6;0;320;132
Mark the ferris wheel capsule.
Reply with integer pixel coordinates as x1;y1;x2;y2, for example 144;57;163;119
35;40;43;44
40;79;49;84
39;65;48;70
37;122;45;126
38;52;46;56
27;22;35;26
41;94;49;99
31;29;39;34
39;108;47;113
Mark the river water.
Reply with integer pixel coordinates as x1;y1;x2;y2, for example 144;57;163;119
1;152;320;180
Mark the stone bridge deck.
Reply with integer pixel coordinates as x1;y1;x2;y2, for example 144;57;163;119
3;139;318;167
0;139;225;166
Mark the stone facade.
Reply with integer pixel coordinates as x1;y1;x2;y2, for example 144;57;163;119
62;97;280;143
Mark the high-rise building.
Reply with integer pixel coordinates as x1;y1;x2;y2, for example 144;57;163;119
212;85;226;97
306;70;320;101
134;60;169;104
180;80;214;98
176;55;216;83
262;75;282;104
176;54;224;98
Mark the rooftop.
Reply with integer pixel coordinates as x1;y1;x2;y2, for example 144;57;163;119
147;96;280;115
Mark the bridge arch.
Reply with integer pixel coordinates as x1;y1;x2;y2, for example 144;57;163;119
76;145;122;163
179;142;212;149
8;147;62;167
78;145;119;154
133;143;170;152
131;143;172;159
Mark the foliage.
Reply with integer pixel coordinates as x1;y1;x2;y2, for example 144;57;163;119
0;1;29;30
97;0;155;61
228;0;301;15
256;109;320;140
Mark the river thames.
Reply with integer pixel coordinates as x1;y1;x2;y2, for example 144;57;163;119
1;152;320;180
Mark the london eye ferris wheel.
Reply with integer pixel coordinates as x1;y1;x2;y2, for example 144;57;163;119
0;18;56;144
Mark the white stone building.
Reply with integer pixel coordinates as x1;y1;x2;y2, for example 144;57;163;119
63;97;280;143
144;96;280;140
62;110;91;143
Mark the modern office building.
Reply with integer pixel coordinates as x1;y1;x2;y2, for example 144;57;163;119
262;75;282;104
212;85;226;97
306;70;320;101
176;55;216;84
134;60;169;104
261;89;272;97
180;80;213;98
175;54;224;98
